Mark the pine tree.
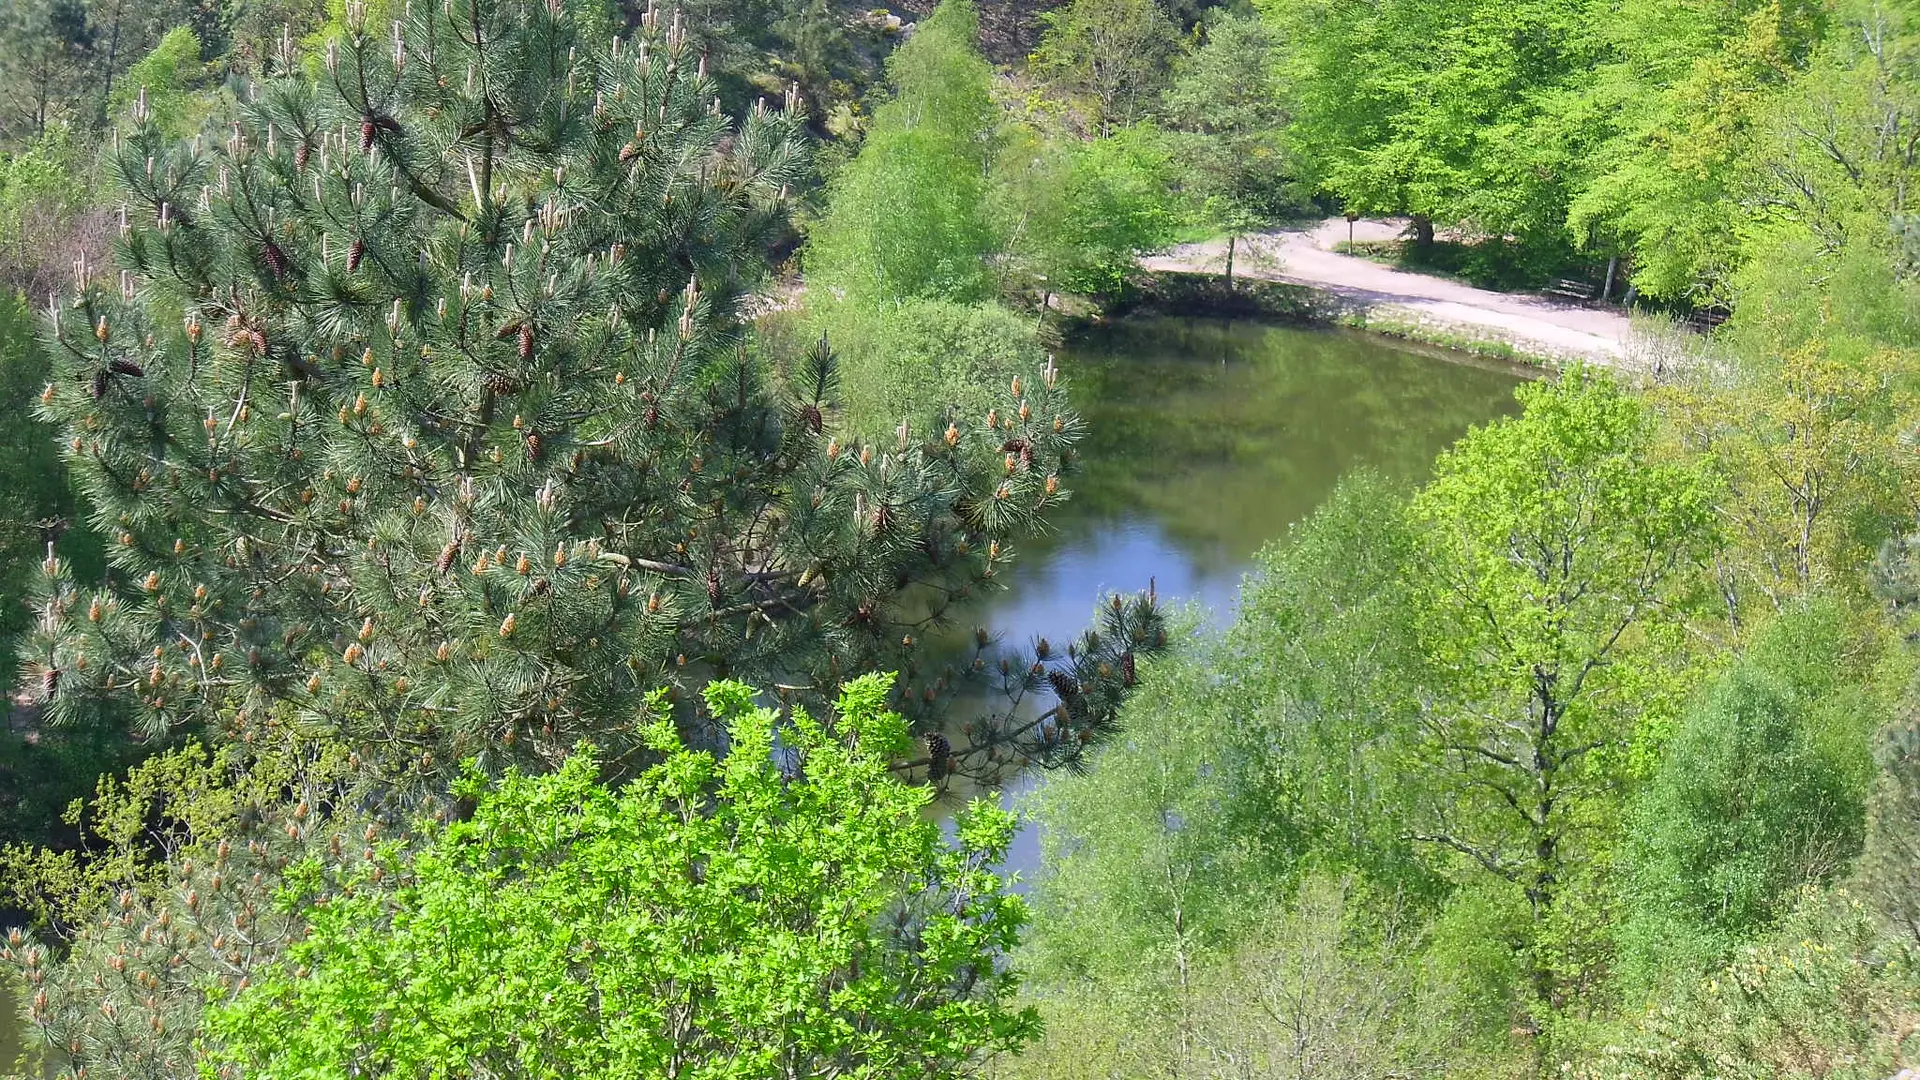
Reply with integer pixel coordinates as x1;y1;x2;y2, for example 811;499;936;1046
24;0;1163;791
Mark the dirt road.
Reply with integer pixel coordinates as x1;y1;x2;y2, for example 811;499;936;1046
1142;218;1636;367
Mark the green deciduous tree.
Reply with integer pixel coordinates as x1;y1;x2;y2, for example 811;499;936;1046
1617;601;1880;988
1265;0;1602;252
1222;473;1437;888
1565;0;1830;300
807;0;1000;305
996;122;1183;300
109;25;205;135
1162;11;1292;281
1030;0;1176;135
1007;479;1488;1080
1657;267;1920;613
1410;368;1720;1013
203;676;1037;1079
1021;618;1252;1002
4;677;1039;1079
23;0;1163;794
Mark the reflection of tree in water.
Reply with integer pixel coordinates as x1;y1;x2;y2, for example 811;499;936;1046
1056;317;1526;574
915;317;1525;873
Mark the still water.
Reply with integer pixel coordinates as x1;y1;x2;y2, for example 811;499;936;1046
928;316;1528;872
0;319;1526;1061
965;317;1525;641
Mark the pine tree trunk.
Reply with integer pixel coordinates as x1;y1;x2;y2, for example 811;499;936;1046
99;0;125;115
1411;214;1435;248
1601;255;1618;301
1224;234;1237;284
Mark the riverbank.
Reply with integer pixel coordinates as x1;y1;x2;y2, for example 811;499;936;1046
1139;218;1643;370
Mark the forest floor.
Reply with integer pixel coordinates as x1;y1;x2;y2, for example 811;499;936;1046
1143;218;1642;369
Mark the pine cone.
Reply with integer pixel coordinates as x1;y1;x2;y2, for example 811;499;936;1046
91;369;110;399
925;732;951;781
483;372;521;395
1047;668;1082;706
360;119;376;151
518;323;535;360
294;141;310;169
347;239;364;272
108;358;145;377
263;240;288;279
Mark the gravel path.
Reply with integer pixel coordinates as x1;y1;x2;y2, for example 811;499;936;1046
1142;218;1636;367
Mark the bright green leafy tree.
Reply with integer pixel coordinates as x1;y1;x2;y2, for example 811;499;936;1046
1029;0;1176;135
3;677;1039;1078
1617;600;1880;988
807;0;1000;305
1265;0;1602;252
1564;0;1829;300
1161;11;1292;280
997;122;1182;299
204;676;1038;1079
1410;368;1720;1015
108;25;203;135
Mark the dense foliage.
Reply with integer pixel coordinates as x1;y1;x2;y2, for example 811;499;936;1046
1009;368;1920;1077
3;676;1039;1078
209;676;1036;1079
3;0;1920;1074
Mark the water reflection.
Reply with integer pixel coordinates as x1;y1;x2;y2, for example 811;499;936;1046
929;317;1529;878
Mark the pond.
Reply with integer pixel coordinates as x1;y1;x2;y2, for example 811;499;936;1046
0;318;1527;1062
927;316;1529;874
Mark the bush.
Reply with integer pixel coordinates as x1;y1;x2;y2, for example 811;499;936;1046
1617;601;1879;990
1588;889;1919;1080
808;298;1047;436
1003;876;1473;1080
